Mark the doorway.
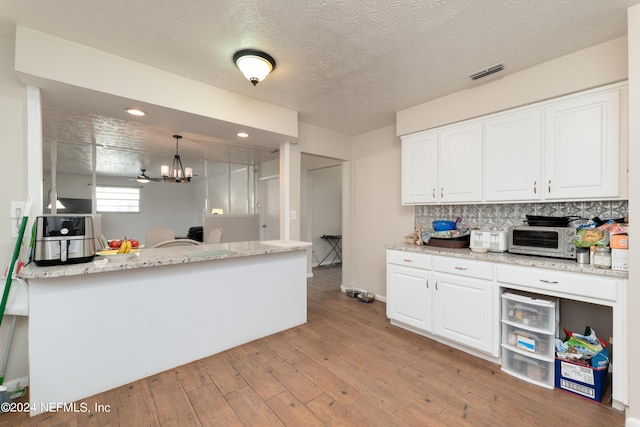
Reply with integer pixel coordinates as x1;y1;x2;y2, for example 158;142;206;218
259;176;280;240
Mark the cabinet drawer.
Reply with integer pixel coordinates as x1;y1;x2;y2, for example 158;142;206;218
387;250;431;269
433;256;492;280
501;292;557;334
501;347;554;389
502;322;554;358
496;264;617;302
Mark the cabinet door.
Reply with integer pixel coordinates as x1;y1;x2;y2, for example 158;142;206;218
544;88;621;200
401;131;438;204
438;122;483;202
485;108;542;201
387;264;431;332
433;272;496;355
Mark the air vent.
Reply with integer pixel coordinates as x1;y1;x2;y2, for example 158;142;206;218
469;64;505;80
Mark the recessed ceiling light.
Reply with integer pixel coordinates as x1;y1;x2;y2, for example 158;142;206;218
125;108;146;116
237;132;249;138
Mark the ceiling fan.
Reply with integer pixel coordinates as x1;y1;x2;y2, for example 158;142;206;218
130;168;162;183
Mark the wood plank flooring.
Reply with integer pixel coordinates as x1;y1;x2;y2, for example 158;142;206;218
0;265;625;426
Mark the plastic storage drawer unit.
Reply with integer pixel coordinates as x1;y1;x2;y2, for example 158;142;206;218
502;347;555;389
501;292;557;333
501;292;559;389
502;322;554;358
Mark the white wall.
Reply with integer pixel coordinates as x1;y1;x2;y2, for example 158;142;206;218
0;32;29;395
397;37;629;135
626;5;640;424
351;125;414;298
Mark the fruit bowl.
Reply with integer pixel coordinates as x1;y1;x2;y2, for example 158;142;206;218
96;249;140;261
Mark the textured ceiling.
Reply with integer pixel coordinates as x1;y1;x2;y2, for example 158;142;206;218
1;0;639;177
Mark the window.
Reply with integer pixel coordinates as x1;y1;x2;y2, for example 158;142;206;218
96;186;140;213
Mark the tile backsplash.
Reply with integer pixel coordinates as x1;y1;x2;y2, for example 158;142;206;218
415;200;628;231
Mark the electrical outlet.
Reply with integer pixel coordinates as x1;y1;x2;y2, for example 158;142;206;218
289;210;297;220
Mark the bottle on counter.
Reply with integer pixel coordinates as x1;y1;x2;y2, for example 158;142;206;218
593;246;612;269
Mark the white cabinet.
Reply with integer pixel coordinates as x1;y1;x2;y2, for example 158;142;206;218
438;122;484;203
544;86;624;200
402;81;627;204
432;257;498;356
401;122;483;205
387;261;432;332
386;251;499;357
484;108;543;201
401;131;438;204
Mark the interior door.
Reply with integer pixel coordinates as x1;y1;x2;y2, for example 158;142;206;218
259;176;280;240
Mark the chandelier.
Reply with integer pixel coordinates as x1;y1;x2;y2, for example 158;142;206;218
161;135;193;183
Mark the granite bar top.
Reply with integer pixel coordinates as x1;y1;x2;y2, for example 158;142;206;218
20;240;311;279
386;243;628;279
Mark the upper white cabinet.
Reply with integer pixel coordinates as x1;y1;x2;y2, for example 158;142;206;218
438;122;484;203
402;122;483;205
544;86;623;200
402;82;627;204
401;131;438;204
484;108;543;202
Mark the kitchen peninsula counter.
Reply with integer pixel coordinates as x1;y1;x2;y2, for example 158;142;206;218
20;240;311;279
21;240;311;416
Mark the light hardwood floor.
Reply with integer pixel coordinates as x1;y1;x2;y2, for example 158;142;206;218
1;265;625;426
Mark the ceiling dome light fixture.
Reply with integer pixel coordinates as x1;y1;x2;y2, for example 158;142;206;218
125;108;146;116
161;135;193;183
236;132;249;138
233;49;276;86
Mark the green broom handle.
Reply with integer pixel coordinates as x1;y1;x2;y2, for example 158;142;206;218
0;199;32;327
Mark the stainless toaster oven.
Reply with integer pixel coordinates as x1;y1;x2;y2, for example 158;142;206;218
508;226;577;259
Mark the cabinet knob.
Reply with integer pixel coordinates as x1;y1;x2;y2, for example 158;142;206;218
454;266;467;270
533;181;537;194
548;179;551;193
403;259;413;263
441;188;444;198
426;279;429;288
539;279;559;284
432;188;436;198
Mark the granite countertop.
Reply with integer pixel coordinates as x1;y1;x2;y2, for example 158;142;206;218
20;240;311;279
386;243;628;279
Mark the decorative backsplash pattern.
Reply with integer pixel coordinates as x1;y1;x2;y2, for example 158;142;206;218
415;201;629;231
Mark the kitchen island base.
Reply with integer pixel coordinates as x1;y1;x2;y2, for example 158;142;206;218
27;248;307;416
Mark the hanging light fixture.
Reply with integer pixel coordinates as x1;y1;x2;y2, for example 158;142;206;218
161;135;193;183
233;49;276;86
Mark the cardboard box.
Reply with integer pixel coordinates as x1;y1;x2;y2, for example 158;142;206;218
555;358;608;402
611;248;628;271
610;233;628;249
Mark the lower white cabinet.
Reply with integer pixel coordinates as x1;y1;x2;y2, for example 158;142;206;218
387;263;431;332
386;250;498;357
386;250;432;331
432;271;497;355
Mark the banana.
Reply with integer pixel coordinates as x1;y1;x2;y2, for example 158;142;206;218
117;239;131;254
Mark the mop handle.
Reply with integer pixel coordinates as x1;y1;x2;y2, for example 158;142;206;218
0;199;32;327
